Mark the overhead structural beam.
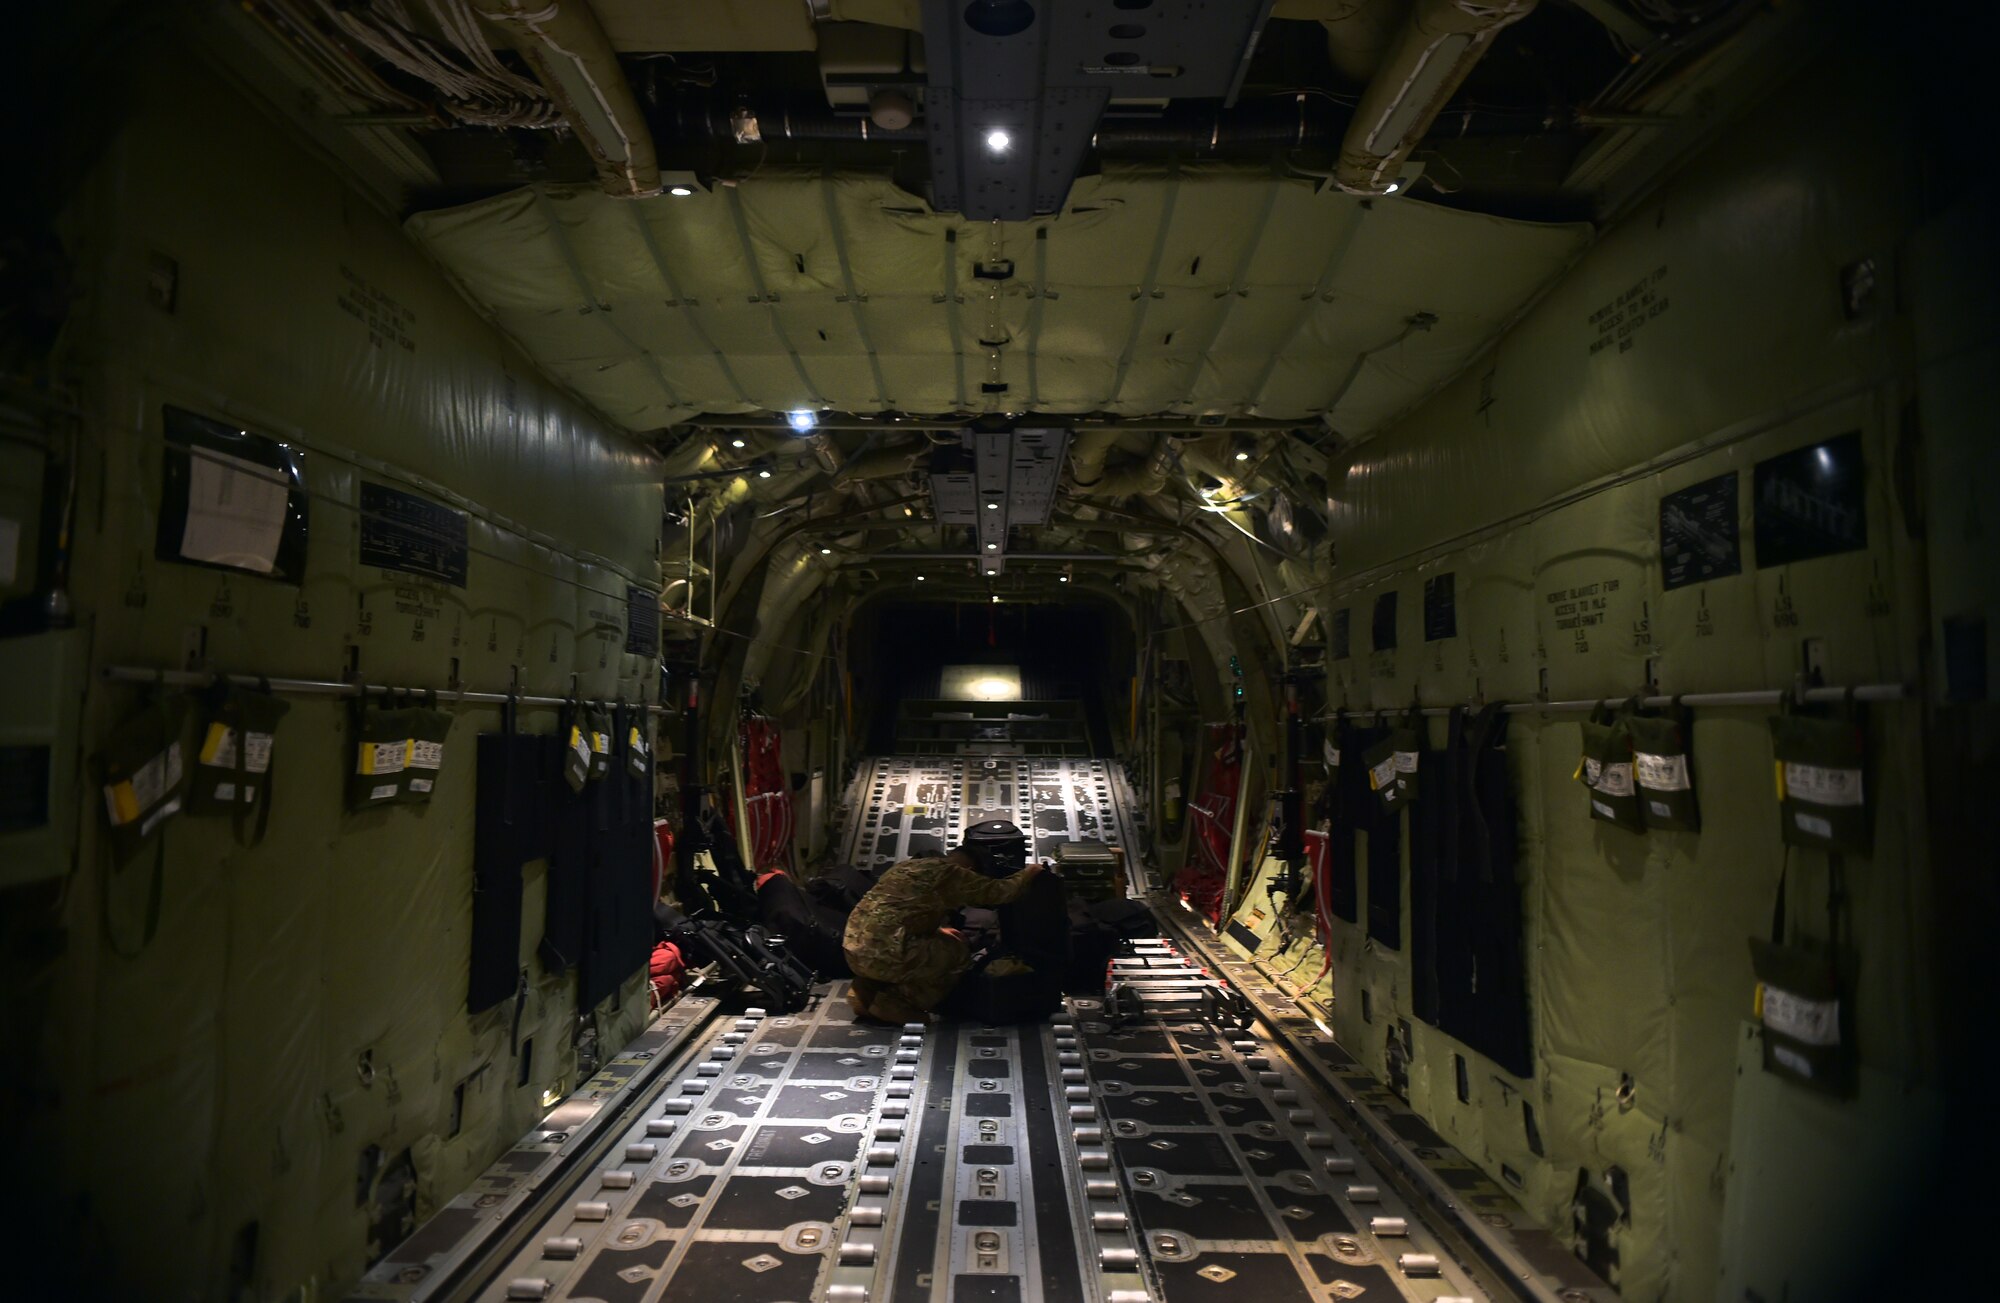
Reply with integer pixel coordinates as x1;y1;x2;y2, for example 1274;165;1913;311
681;414;1306;432
843;552;1131;563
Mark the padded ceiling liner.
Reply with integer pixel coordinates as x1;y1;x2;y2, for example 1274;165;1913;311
407;166;1589;433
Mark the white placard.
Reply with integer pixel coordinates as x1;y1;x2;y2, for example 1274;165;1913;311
180;447;289;574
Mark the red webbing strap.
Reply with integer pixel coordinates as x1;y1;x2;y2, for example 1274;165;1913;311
1307;829;1335;983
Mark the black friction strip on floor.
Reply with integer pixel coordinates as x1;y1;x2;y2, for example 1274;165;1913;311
1017;1028;1086;1303
889;1023;958;1303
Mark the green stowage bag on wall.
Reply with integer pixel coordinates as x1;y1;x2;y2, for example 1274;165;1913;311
348;698;413;811
1577;705;1645;833
1364;706;1422;815
94;695;190;860
620;701;652;780
1628;708;1699;832
560;698;591;794
585;702;613;783
188;682;291;844
1748;934;1849;1094
1769;711;1870;854
399;693;453;806
1747;866;1852;1096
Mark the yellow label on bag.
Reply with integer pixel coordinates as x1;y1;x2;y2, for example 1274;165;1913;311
591;730;609;756
201;723;273;774
629;726;646;756
104;779;141;826
358;740;408;776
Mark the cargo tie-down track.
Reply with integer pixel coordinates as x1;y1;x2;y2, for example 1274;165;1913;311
346;759;1614;1303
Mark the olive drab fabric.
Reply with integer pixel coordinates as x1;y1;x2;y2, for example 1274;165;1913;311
1628;707;1699;832
348;697;414;811
1365;706;1423;814
187;681;290;846
94;694;190;860
1578;703;1645;833
1769;709;1870;854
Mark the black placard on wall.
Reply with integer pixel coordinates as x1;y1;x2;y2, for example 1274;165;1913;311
1659;471;1741;590
1423;573;1457;641
1330;608;1351;661
359;481;468;586
1754;432;1866;568
1372;592;1399;652
625;584;661;656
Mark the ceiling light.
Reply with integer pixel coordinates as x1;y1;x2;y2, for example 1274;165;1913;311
916;574;926;581
986;542;998;550
731;437;746;449
1384;181;1401;194
758;468;772;479
985;502;999;510
786;408;817;432
987;568;999;576
668;185;694;197
819;547;832;555
991;595;1000;603
903;506;914;517
985;128;1011;155
1059;575;1070;583
1234;450;1250;462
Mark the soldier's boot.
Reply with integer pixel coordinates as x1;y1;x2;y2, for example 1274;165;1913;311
847;977;881;1021
865;987;933;1026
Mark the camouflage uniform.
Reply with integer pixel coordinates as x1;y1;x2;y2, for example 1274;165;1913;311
842;856;1037;1016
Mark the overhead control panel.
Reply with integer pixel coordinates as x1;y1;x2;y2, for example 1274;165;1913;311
921;0;1278;220
928;428;1071;574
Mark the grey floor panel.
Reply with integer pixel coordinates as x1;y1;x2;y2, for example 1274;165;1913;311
469;989;928;1303
841;757;1132;867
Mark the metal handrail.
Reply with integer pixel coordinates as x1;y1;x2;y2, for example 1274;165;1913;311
1320;681;1907;720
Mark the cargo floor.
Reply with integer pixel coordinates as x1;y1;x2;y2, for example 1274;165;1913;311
354;955;1497;1303
348;754;1591;1302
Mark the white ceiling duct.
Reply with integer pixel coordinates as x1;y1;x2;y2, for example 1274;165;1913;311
1337;0;1538;195
467;0;661;196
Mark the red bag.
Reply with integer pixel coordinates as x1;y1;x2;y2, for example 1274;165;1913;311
650;940;685;1006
